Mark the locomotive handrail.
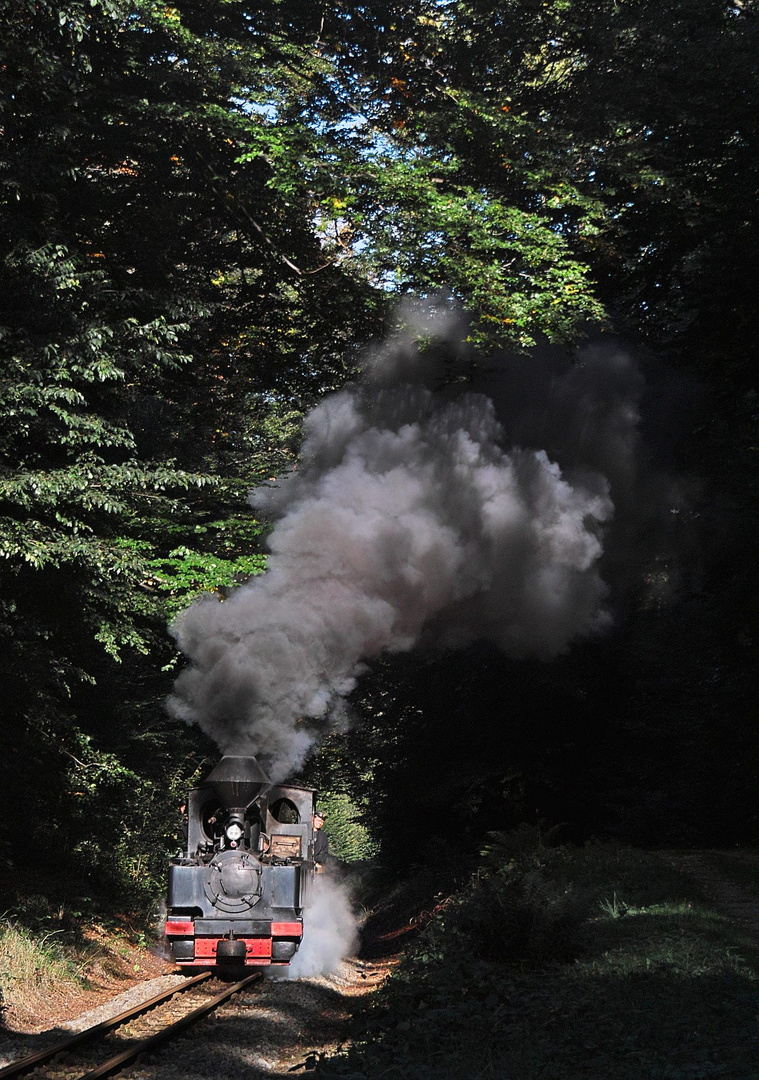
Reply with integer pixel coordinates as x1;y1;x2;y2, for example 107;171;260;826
0;972;212;1080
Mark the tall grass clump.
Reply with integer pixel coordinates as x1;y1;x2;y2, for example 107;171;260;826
0;913;89;1027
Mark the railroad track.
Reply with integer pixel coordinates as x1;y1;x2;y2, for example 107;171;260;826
0;971;262;1080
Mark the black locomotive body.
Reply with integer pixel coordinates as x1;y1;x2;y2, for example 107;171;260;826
165;755;316;968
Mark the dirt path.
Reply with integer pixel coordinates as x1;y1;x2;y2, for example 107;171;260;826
120;956;392;1080
663;849;759;939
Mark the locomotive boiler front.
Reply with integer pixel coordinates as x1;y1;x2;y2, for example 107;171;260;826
165;755;316;968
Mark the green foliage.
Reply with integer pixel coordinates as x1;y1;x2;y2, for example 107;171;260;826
346;155;606;348
418;829;700;968
149;549;267;607
442;0;757;362
318;842;759;1080
2;0;758;918
9;725;206;910
0;0;372;889
318;792;379;864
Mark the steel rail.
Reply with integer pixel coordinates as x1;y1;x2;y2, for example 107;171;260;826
0;972;213;1080
79;972;263;1080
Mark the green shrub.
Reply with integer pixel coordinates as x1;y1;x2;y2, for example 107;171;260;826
319;791;379;863
317;839;759;1080
450;866;585;964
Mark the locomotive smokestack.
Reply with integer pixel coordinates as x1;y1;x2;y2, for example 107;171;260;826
206;754;271;810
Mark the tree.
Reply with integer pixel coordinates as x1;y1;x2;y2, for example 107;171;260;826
298;0;759;854
0;0;384;875
343;0;759;366
4;0;758;887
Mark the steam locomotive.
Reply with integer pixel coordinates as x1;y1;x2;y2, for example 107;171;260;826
164;755;316;968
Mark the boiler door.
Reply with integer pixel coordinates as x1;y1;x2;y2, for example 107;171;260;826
204;851;263;913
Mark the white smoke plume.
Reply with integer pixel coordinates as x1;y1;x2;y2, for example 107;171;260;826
168;302;640;779
286;875;359;978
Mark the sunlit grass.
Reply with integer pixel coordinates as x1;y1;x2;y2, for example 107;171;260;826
598;895;710;920
0;913;91;1026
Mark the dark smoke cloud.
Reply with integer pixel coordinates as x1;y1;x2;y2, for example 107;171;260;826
168;302;641;779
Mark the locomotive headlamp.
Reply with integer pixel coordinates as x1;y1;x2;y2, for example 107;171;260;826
225;822;243;842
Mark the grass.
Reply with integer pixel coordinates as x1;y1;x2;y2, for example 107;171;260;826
0;913;93;1028
318;836;759;1080
694;850;759;899
0;884;151;1032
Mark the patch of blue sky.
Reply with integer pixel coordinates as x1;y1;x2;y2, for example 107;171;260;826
333;114;369;133
307;113;370;138
232;96;280;121
353;130;399;161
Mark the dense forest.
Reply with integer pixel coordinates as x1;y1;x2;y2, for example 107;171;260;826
1;0;758;910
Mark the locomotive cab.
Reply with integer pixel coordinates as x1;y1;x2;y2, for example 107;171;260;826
165;755;317;968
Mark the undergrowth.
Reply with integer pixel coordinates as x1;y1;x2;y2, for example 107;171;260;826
0;912;94;1028
0;886;157;1032
319;832;759;1080
318;792;379;863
